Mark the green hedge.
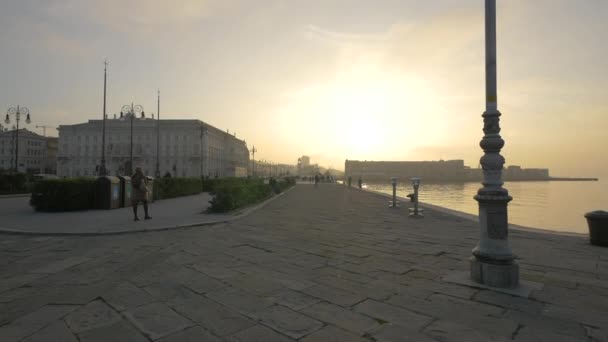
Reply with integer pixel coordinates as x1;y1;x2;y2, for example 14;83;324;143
153;177;202;200
0;173;30;194
208;177;296;213
30;178;96;211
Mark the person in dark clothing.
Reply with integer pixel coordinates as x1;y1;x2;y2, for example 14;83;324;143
131;167;151;221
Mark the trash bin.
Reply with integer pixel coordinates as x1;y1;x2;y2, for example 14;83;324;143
95;176;121;210
117;176;132;208
146;176;155;202
585;210;608;247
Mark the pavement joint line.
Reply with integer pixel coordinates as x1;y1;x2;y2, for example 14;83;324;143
0;186;294;237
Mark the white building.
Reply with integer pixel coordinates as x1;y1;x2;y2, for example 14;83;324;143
57;118;249;178
0;129;49;173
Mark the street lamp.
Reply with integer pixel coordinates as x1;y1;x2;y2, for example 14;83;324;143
5;106;32;173
200;125;208;190
99;60;109;176
250;145;257;177
120;103;145;176
155;90;161;178
470;0;518;288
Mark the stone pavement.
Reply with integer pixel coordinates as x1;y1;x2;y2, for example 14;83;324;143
0;193;233;234
0;184;607;341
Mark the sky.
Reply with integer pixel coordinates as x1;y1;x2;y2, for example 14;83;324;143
1;0;606;178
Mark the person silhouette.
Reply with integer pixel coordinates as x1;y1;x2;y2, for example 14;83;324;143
131;167;151;221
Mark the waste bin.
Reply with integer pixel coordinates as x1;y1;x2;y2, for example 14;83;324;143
585;210;608;247
95;176;121;210
146;176;155;202
118;176;132;208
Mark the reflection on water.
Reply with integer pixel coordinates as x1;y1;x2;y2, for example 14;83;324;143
366;180;608;234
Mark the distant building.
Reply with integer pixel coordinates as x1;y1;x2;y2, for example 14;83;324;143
504;165;549;181
57;119;249;178
44;137;58;174
0;129;50;174
297;155;319;176
345;159;550;182
345;159;466;181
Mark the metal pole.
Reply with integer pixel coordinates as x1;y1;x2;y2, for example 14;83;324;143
130;103;134;175
470;0;518;288
156;90;160;178
100;60;107;176
15;108;19;173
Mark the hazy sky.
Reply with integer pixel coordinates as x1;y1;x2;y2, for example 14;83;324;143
1;1;606;177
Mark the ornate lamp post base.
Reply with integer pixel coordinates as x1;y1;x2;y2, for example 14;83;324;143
470;256;519;289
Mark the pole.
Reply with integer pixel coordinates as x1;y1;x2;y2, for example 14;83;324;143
130;103;134;176
100;60;108;176
156;90;160;178
470;0;518;288
15;106;20;172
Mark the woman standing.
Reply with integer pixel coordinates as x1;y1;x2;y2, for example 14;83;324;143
132;167;151;221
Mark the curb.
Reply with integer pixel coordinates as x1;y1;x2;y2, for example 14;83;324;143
0;186;295;236
0;193;30;199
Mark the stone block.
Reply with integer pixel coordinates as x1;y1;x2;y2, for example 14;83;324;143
255;305;323;339
424;320;511;342
157;326;222;342
264;289;320;311
78;320;148;342
225;324;295;342
169;292;256;336
64;300;122;334
300;325;368;342
102;282;155;312
124;302;194;340
300;302;379;335
368;323;437;342
0;305;78;342
354;299;433;330
303;284;366;307
21;321;77;342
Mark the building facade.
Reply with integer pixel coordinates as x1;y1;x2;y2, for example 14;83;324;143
0;129;50;173
57;118;249;178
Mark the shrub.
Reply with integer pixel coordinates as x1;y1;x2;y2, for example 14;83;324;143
153;177;202;200
208;178;273;212
30;178;96;211
208;177;296;212
0;173;30;194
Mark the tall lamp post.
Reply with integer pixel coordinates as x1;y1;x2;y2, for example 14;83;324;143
120;103;145;176
155;90;161;178
5;106;32;173
250;145;257;177
470;0;518;288
99;60;108;176
200;125;208;190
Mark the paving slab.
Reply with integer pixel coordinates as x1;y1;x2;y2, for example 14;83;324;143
225;324;296;342
123;302;194;340
64;300;122;334
21;321;78;342
255;305;323;340
0;304;78;342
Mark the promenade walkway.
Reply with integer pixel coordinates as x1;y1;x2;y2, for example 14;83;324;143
0;184;607;341
0;194;232;234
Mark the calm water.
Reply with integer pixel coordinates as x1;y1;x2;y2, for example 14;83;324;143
366;180;607;234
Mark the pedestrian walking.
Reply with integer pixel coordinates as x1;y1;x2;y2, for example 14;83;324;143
358;176;363;189
132;167;151;221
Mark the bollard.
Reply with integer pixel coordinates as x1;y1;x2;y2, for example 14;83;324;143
388;177;399;208
409;177;424;218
